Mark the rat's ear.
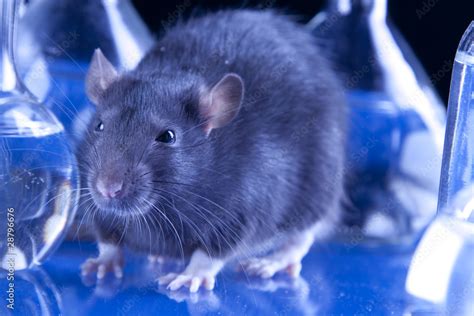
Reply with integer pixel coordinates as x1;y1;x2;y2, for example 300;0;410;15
86;48;118;104
199;73;244;135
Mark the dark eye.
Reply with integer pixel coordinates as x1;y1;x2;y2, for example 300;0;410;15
95;121;104;132
155;130;176;144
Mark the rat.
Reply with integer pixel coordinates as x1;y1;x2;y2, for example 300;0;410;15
78;9;347;292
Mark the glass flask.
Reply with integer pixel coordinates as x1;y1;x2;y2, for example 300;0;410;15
405;190;474;315
406;24;474;313
406;23;474;314
438;22;474;214
16;0;153;147
308;0;446;240
0;0;79;270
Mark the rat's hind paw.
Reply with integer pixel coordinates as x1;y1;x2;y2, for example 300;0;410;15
240;227;316;279
241;257;302;279
157;249;224;292
81;243;124;279
158;273;216;292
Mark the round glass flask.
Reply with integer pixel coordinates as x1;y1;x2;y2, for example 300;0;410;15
309;0;447;240
0;0;79;270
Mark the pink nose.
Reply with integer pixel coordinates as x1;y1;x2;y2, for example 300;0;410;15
96;178;123;199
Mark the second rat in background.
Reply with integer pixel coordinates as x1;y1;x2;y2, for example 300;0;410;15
78;9;346;292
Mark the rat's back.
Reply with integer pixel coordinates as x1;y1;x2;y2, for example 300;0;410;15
139;9;340;111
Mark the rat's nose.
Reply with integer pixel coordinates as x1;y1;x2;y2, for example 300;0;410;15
96;177;124;199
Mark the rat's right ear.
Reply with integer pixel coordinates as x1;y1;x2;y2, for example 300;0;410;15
199;73;244;136
86;49;119;104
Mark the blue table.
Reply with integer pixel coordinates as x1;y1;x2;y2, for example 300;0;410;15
2;239;450;315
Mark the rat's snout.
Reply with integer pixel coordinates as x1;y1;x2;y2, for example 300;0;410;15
96;176;125;199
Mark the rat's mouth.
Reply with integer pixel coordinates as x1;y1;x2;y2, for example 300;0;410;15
87;179;132;214
91;196;153;218
89;184;155;218
86;166;155;217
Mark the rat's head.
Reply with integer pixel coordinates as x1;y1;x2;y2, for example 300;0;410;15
81;49;244;217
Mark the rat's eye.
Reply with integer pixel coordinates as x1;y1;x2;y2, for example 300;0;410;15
95;121;104;132
155;130;176;144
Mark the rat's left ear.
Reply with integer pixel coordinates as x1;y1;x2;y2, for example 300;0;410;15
86;48;119;105
199;73;244;135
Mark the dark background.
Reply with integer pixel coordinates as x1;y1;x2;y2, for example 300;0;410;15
131;0;473;105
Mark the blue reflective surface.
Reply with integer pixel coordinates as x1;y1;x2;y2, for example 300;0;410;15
0;239;452;316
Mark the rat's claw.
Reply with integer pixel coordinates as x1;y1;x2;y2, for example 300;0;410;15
189;277;201;293
97;263;107;279
203;276;215;290
80;259;96;275
148;254;165;264
114;264;124;278
159;273;216;292
286;262;302;278
158;273;178;285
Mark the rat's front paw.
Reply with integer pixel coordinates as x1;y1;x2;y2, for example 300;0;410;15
157;249;224;292
81;256;124;279
81;243;124;279
158;272;216;292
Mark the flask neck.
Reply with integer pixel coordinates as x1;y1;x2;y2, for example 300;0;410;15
456;21;474;60
325;0;387;19
0;0;25;98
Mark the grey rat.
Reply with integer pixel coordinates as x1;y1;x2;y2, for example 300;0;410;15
78;9;346;292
